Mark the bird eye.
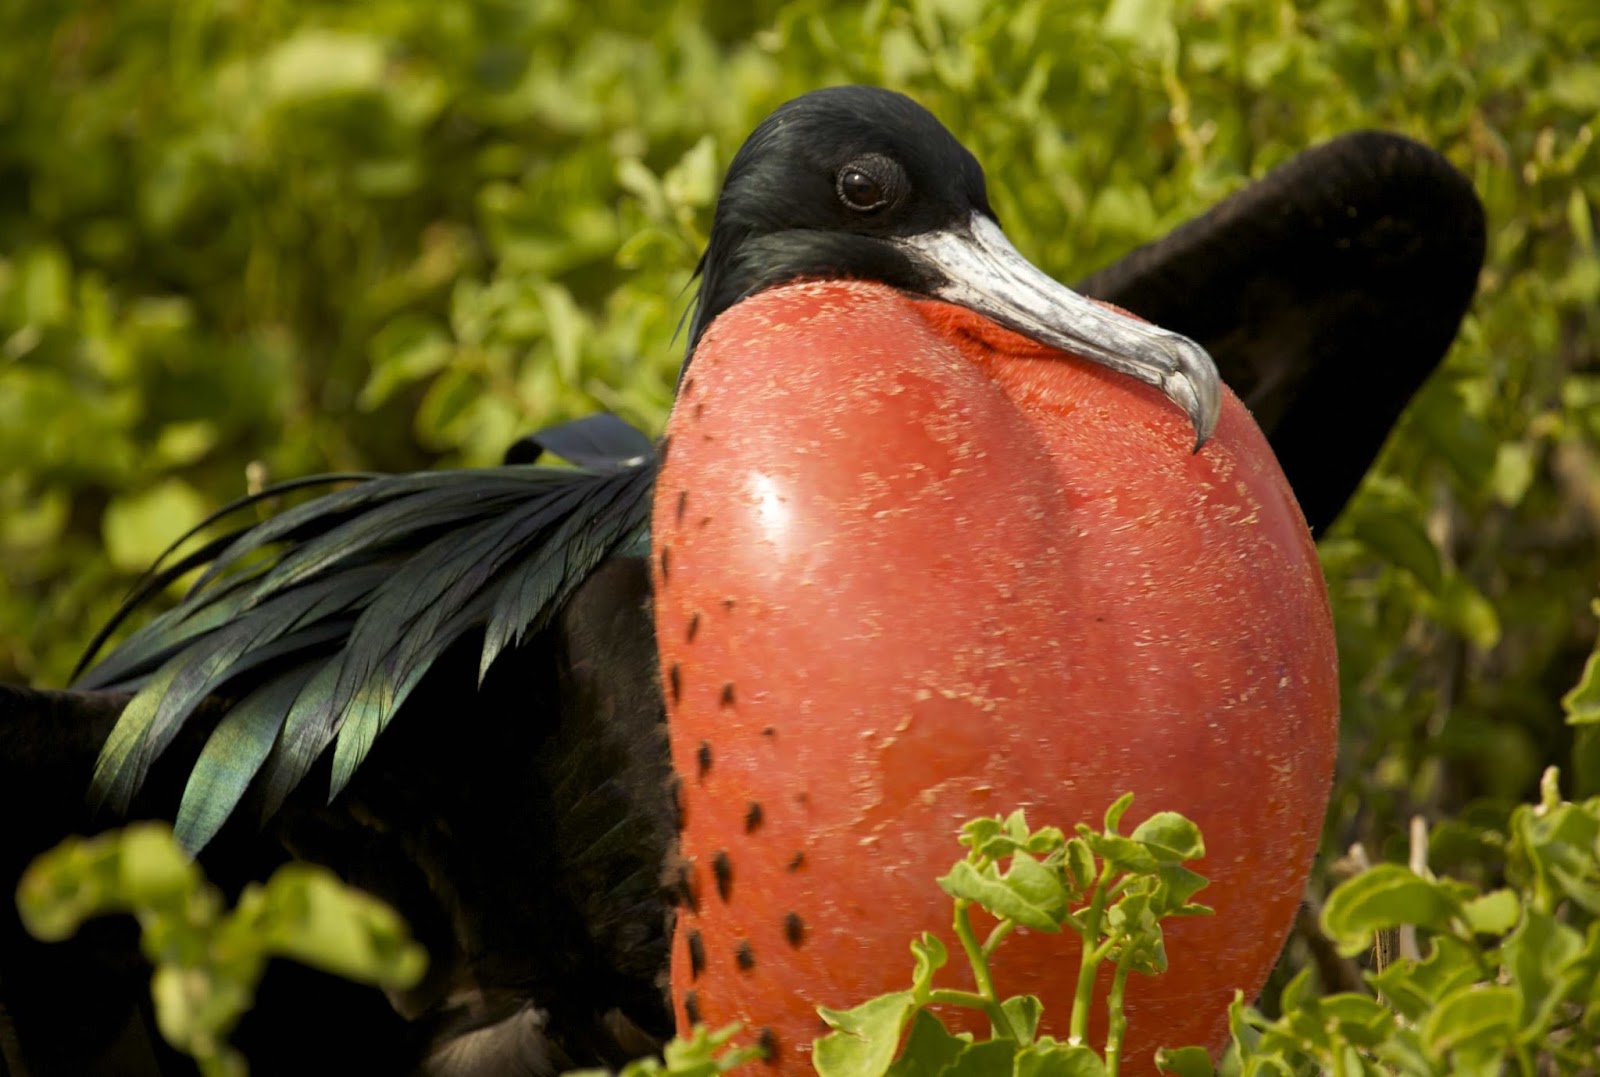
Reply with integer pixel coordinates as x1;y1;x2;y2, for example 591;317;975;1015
836;166;889;212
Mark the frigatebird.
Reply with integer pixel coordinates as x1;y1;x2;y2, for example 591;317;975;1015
0;87;1483;1076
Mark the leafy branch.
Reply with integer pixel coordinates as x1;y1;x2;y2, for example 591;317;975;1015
24;776;1600;1077
810;796;1213;1077
15;823;427;1077
1169;767;1600;1077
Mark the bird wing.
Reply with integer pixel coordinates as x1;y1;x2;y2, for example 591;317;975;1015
1077;130;1485;533
79;419;656;853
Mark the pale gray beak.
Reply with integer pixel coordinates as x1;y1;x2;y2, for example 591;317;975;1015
897;213;1222;450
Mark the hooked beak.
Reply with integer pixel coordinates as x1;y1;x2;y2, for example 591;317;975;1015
897;214;1222;450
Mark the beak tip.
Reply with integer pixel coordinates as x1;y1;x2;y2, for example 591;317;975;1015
1169;335;1222;456
1190;397;1220;453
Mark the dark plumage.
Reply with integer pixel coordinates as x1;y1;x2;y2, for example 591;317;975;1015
0;87;1484;1075
1079;129;1486;531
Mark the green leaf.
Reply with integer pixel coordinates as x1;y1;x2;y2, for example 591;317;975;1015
616;157;668;220
1438;573;1502;652
149;962;252;1070
1063;838;1097;893
1024;826;1067;855
970;812;1067;861
1154;1045;1214;1077
1083;833;1158;875
1152;865;1212;914
815;992;919;1077
115;825;204;908
1103;792;1136;835
1489;440;1538;507
1409;379;1499;490
1224;991;1267;1069
653;1022;763;1075
101;479;210;575
154;421;219;467
1368;1031;1435;1077
1564;602;1600;725
1277;967;1315;1016
535;282;589;386
1000;994;1042;1045
263;30;387;105
15;823;203;942
1459;889;1520;936
17;824;428;1074
1320;864;1469;957
937;860;1064;933
239;865;427;990
360;315;453;410
1350;497;1444;593
941;1039;1019;1076
961;816;1006;854
911;932;948;999
1105;892;1169;974
1130;811;1206;863
1001;811;1030;842
1500;906;1586;1038
18;244;71;325
1419;984;1519;1060
1004;854;1070;925
1507;775;1600;914
662;136;721;212
1087;184;1160;240
885;1011;967;1077
1014;1040;1108;1077
1369;935;1483;1023
1101;0;1176;61
1316;993;1396;1048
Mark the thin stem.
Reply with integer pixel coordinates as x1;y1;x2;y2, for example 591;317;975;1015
1105;957;1133;1077
1331;1035;1349;1077
198;1046;246;1077
953;899;1018;1040
1087;935;1122;966
927;988;996;1010
952;900;999;1004
1551;1037;1599;1072
1068;866;1115;1044
982;919;1016;958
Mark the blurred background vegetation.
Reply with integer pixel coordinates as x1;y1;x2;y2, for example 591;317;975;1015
2;0;1597;978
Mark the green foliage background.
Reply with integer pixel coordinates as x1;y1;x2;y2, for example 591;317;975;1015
2;0;1598;1006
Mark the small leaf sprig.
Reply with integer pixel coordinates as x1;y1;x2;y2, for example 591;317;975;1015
565;1023;764;1077
812;794;1214;1077
16;822;427;1077
1182;767;1600;1077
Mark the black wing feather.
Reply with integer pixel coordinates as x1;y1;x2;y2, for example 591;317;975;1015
82;457;656;849
173;660;326;852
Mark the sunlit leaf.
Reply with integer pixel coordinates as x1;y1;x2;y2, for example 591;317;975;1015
1320;864;1470;957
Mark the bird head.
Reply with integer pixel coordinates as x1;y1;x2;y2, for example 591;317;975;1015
687;85;1221;448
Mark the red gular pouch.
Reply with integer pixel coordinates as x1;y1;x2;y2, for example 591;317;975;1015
653;279;1337;1074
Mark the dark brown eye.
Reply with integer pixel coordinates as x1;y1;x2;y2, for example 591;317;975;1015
837;167;888;211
